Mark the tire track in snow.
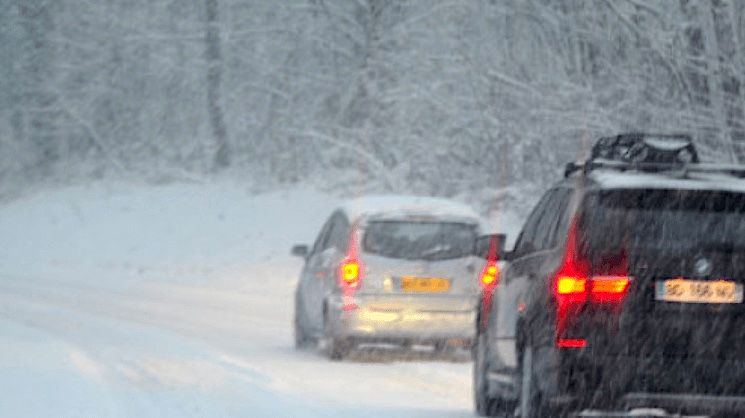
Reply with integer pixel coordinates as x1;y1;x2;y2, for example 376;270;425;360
0;273;475;416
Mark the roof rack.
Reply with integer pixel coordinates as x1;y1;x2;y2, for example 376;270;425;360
564;133;745;179
564;159;745;178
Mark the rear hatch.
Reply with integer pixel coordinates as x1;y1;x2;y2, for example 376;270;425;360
357;219;480;310
582;189;745;360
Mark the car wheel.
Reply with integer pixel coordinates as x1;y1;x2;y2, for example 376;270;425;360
326;337;351;360
474;332;513;416
519;345;541;418
474;332;497;416
519;344;564;418
294;296;315;348
323;309;350;360
434;341;458;360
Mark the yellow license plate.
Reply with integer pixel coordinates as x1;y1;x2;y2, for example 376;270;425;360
656;279;743;304
400;276;450;293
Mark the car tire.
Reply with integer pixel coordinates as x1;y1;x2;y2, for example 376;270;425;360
434;341;457;359
519;345;542;418
323;309;350;360
294;301;313;349
519;344;566;418
474;332;513;417
474;332;497;416
326;337;351;360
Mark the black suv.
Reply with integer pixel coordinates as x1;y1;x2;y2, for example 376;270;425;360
474;133;745;417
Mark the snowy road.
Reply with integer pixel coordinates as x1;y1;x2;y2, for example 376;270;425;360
0;182;474;417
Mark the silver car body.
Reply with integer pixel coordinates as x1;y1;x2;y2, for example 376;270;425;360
296;195;484;346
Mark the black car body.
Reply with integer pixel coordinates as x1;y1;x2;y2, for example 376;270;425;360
475;134;745;417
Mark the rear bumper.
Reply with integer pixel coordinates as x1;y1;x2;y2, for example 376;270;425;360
326;293;477;342
622;392;745;415
548;350;745;413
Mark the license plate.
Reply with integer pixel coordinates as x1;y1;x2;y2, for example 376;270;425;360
400;276;450;293
656;278;743;304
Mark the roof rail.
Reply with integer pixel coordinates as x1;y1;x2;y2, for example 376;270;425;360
564;159;745;179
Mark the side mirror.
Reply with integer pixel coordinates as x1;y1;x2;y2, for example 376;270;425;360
475;234;508;261
291;244;309;258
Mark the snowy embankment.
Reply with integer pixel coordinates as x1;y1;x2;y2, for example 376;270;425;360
0;181;496;417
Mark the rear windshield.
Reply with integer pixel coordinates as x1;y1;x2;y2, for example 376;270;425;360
581;189;745;254
362;221;477;260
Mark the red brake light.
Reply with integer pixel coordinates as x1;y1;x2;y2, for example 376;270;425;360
478;236;501;331
553;218;590;304
553;218;631;348
339;224;363;289
557;338;586;348
339;259;362;288
553;219;631;303
556;276;586;295
480;234;501;288
590;276;630;303
480;262;499;287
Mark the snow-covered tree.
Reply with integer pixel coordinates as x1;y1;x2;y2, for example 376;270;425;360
2;0;745;197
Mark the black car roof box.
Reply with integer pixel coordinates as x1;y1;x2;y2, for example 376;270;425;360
564;133;707;178
591;133;698;165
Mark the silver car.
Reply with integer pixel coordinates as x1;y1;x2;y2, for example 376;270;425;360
292;195;486;360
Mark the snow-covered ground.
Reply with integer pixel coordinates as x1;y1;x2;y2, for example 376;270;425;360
0;181;485;417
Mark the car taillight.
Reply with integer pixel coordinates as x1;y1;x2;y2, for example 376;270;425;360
478;237;501;331
556;276;587;295
339;224;363;291
555;275;630;303
553;218;590;306
590;276;630;303
480;262;499;287
557;338;586;348
339;258;362;288
553;218;630;348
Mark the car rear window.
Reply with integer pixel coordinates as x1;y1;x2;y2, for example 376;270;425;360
581;189;745;254
362;221;477;260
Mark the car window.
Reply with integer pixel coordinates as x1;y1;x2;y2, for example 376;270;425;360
326;213;349;252
362;221;477;261
581;189;745;258
533;189;561;251
543;188;573;250
311;217;333;255
514;192;552;256
539;189;572;250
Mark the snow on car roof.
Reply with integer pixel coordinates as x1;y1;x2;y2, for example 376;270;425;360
643;136;691;151
339;195;482;224
589;169;745;193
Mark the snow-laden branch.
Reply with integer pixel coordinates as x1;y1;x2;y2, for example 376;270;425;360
600;0;693;108
49;88;126;175
284;128;399;190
